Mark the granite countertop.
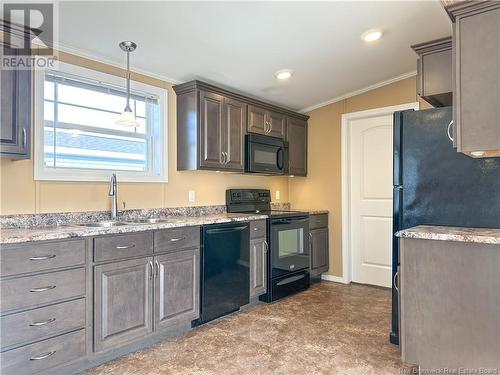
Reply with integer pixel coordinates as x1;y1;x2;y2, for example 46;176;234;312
0;213;268;245
396;225;500;245
293;209;329;215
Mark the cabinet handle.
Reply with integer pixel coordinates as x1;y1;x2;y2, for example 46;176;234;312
116;243;135;250
30;285;56;293
155;260;160;277
30;318;56;327
148;261;153;280
263;240;268;253
447;120;454;142
30;351;56;361
22;128;27;150
29;254;56;261
393;270;399;292
169;237;185;242
224;151;229;164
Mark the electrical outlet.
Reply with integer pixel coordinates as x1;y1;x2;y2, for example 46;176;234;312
275;190;280;200
188;190;195;203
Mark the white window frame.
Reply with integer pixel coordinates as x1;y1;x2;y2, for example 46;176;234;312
34;61;168;183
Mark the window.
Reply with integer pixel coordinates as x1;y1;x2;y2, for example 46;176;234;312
34;62;167;182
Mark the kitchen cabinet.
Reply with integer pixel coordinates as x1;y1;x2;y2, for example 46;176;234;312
0;50;31;159
411;37;453;108
248;105;285;139
444;1;500;157
154;249;199;330
222;97;247;170
178;88;246;171
286;117;308;176
174;80;308;172
309;214;329;278
249;238;267;298
249;220;267;298
94;257;153;352
400;237;500;369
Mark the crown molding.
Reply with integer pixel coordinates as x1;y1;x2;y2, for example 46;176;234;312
299;70;417;114
52;41;184;85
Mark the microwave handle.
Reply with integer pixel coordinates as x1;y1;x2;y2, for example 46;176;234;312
277;147;284;170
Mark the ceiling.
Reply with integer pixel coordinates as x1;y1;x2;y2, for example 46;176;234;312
54;1;451;112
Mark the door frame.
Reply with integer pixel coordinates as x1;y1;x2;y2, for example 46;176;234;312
340;102;419;285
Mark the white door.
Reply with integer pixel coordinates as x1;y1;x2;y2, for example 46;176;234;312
346;104;418;287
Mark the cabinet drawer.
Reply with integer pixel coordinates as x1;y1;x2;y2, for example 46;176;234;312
94;232;153;262
0;329;85;375
309;214;328;230
250;220;266;239
1;298;85;349
0;268;86;313
154;226;200;253
1;240;86;278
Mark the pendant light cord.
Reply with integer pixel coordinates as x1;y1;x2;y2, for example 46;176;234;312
126;49;131;112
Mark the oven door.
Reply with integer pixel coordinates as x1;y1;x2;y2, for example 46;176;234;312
270;216;310;278
245;138;285;174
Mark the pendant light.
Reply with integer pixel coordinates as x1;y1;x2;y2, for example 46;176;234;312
116;41;140;127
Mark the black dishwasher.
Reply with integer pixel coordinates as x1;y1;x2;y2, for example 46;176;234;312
193;222;249;326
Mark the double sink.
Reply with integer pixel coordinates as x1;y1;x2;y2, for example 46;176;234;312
75;218;169;228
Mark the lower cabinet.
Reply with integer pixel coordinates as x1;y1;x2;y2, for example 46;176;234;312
310;228;329;276
94;248;201;352
155;249;200;330
94;257;154;352
249;238;267;298
310;215;329;278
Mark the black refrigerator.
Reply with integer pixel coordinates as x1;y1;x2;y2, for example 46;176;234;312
390;106;500;345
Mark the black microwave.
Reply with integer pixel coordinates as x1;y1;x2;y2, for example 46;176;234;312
245;134;288;174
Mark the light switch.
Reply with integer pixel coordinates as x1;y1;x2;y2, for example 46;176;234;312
275;190;280;200
188;190;195;202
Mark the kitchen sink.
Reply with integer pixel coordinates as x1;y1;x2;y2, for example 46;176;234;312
75;220;129;228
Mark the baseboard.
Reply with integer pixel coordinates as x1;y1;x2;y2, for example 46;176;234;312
321;274;349;284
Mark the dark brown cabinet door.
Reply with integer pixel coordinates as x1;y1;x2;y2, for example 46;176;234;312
247;105;267;135
267;110;285;139
0;62;31;159
154;249;199;330
94;257;153;352
249;238;267;298
454;5;500;156
286;117;307;176
199;91;223;168
310;228;329;277
222;98;246;171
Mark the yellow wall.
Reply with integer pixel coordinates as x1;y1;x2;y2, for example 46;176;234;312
288;76;431;277
0;52;289;214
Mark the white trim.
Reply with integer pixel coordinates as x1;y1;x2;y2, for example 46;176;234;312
299;71;417;114
53;41;183;85
34;61;169;183
341;102;419;285
321;274;349;284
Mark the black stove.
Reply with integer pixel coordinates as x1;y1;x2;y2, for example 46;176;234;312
226;189;311;302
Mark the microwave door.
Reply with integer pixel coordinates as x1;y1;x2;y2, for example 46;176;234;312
247;142;283;174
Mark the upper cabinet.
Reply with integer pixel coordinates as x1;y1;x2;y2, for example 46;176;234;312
247;105;285;139
174;80;309;173
286;117;307;176
443;1;500;158
0;49;32;160
411;37;453;108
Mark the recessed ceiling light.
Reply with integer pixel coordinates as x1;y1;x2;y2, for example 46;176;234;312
470;151;485;157
275;69;293;80
362;29;383;43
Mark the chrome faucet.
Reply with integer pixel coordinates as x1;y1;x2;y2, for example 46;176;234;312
108;173;118;220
